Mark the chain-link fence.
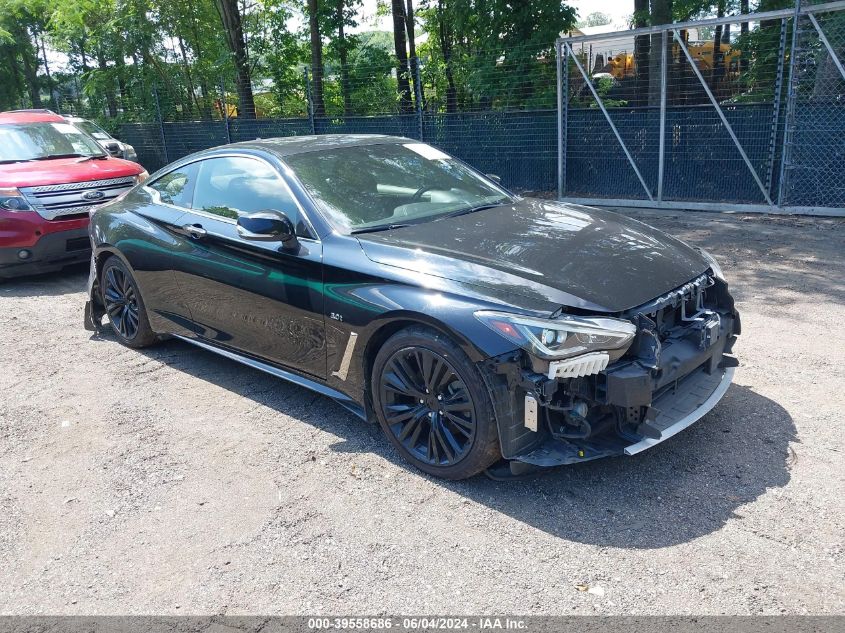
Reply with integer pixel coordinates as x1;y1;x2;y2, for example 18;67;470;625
781;0;845;207
40;2;845;213
557;0;845;214
44;43;558;194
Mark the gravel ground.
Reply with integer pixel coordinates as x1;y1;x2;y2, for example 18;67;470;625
0;208;843;616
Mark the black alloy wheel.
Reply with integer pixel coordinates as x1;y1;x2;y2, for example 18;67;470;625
104;265;140;339
381;347;476;466
372;326;501;479
100;258;157;348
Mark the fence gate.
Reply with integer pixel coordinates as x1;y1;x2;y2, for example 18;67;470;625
556;0;845;215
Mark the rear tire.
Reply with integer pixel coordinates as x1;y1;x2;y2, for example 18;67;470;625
100;257;157;348
371;326;501;479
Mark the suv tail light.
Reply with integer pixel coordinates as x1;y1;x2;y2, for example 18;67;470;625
0;187;33;212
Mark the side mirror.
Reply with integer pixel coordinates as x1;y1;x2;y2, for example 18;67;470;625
237;210;297;246
486;173;502;184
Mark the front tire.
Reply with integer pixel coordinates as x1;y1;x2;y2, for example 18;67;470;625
371;326;501;479
101;257;157;348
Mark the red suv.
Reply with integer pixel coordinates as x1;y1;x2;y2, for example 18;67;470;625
0;110;146;279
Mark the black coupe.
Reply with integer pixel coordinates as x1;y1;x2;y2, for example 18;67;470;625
84;135;740;479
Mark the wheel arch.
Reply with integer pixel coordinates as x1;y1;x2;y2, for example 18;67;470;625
90;245;158;334
89;245;135;307
357;312;487;422
362;312;504;478
362;311;485;371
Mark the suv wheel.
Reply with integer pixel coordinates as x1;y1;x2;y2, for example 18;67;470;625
371;326;501;479
101;257;157;348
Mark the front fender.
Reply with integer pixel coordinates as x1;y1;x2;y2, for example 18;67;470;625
322;280;522;404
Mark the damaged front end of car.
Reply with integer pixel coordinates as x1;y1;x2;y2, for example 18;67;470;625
480;272;740;478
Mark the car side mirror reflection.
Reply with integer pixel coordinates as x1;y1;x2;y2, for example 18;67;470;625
236;210;298;247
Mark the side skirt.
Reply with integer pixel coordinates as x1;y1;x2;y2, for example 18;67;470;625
171;334;367;420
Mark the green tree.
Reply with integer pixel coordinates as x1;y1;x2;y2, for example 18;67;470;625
579;11;612;28
215;0;257;117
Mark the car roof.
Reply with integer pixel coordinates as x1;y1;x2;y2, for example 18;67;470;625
0;110;66;124
228;134;414;157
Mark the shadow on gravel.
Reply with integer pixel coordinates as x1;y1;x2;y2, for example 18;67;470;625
445;383;796;549
0;263;88;297
99;330;795;550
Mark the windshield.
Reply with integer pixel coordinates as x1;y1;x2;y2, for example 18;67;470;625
0;122;106;162
73;120;112;141
283;142;513;232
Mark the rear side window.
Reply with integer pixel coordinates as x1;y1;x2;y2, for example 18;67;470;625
191;156;304;233
148;163;199;208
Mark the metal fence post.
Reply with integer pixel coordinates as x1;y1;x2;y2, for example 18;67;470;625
657;28;668;202
556;41;566;199
304;67;316;136
220;77;232;144
766;18;788;197
412;56;424;141
152;86;169;164
778;0;802;207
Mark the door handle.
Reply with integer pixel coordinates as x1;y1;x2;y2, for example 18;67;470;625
183;224;207;239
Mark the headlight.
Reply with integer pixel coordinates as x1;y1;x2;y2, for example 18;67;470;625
475;310;637;360
135;170;149;184
125;145;137;161
698;247;726;282
0;187;33;212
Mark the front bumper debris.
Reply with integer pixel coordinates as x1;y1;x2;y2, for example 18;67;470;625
623;366;734;455
483;273;740;475
83;251;106;332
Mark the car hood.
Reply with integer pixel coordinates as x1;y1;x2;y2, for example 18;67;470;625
0;157;142;188
355;198;710;313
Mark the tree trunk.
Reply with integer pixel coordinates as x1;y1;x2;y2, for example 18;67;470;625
73;75;84;113
177;35;199;116
711;0;725;99
38;34;57;111
391;0;413;113
115;54;130;109
3;48;26;110
633;0;650;107
188;21;213;119
336;0;352;116
22;57;42;107
96;48;119;117
15;26;42;108
740;0;749;72
648;0;672;106
307;0;326;117
214;0;257;118
435;0;457;113
405;0;424;109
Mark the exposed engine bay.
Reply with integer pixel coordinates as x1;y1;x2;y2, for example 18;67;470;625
483;273;741;477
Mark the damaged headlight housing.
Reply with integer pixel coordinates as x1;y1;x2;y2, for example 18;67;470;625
475;310;637;360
